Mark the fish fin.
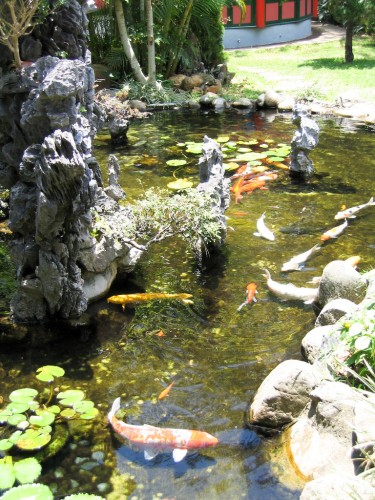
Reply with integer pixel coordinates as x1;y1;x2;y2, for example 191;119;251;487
262;269;271;280
253;296;257;302
253;232;260;237
173;448;188;462
108;397;121;421
304;299;315;305
237;301;247;312
144;448;159;461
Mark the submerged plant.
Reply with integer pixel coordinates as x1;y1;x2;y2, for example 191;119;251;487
0;366;99;454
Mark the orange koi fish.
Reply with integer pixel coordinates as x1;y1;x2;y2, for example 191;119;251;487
231;177;245;204
158;381;175;401
345;255;360;268
320;219;348;241
108;398;218;462
107;292;193;310
237;179;268;201
237;282;257;311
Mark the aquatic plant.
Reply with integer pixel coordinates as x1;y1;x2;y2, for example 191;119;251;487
335;302;375;392
120;78;192;106
0;366;99;454
0;482;104;499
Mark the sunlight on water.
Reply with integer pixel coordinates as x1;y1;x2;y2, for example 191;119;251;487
0;109;374;498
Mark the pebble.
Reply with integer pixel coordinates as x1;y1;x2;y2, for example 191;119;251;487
81;461;99;471
75;456;88;465
54;467;65;478
92;451;105;462
97;482;110;493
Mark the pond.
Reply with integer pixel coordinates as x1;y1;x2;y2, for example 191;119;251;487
0;109;374;499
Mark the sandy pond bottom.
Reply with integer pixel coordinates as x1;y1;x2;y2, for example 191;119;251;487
0;109;374;499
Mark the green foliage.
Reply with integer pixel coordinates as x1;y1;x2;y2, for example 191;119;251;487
0;243;17;315
1;483;53;499
120;79;192;105
0;366;99;455
337;302;375;392
319;0;375;30
130;187;223;254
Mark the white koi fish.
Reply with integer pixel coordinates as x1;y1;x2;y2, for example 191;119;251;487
281;244;321;272
320;219;348;241
262;269;318;304
108;398;218;463
334;197;375;220
254;213;275;241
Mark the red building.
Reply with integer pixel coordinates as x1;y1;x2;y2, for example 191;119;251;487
223;0;318;48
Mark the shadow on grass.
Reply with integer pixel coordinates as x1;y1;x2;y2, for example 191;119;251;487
298;57;375;70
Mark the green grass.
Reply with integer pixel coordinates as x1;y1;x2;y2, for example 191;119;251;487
224;37;375;104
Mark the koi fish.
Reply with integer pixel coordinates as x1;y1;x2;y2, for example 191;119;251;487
108;398;218;462
231;177;245;204
237;282;257;311
334;197;375;220
254;213;275;241
262;269;318;304
107;292;193;310
281;244;321;272
320;219;348;241
158;381;175;401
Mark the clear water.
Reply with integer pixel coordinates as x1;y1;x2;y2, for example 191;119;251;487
0;109;374;499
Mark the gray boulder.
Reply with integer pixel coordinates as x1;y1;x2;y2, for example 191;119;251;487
248;360;322;429
315;298;357;327
301;324;338;363
300;473;375;500
317;260;368;308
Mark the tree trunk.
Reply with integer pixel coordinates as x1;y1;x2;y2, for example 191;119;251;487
345;20;354;63
145;0;157;85
114;0;148;84
165;0;194;77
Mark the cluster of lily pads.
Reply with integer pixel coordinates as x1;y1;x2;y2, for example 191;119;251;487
164;135;290;190
0;365;100;497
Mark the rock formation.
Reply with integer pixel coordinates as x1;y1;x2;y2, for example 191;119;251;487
290;104;320;179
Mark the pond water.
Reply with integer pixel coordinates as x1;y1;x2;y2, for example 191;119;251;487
0;109;374;499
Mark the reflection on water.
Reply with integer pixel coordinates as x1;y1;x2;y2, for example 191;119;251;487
0;109;374;498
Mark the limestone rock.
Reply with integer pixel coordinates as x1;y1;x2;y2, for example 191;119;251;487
277;96;295;111
232;98;256;110
300;473;375;500
317;260;367;308
289;104;319;179
301;324;338;363
249;360;321;429
315;298;357;327
264;90;282;107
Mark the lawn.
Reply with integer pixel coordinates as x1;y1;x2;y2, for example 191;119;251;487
224;37;375;105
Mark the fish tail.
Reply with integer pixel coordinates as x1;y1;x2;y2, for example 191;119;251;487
108;397;121;421
253;296;257;303
237;301;247;312
369;196;375;205
262;268;271;280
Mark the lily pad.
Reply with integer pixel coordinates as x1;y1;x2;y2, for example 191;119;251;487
48;405;61;414
9;388;38;403
14;457;41;484
224;162;240;172
9;431;23;444
216;136;230;143
73;400;95;414
267;157;285;162
36;366;65;383
7;402;29;414
237;147;251;153
1;483;53;500
29;411;55;427
8;414;27;426
0;409;12;424
57;390;85;407
167;179;193;190
259;143;269;148
0;462;15;489
78;408;99;420
16;429;51;450
0;439;14;451
63;495;105;499
60;408;76;420
166;159;187;167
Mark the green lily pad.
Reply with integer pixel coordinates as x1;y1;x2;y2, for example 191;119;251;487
0;409;12;424
29;411;55;427
0;462;15;489
73;400;95;414
7;402;29;414
166;159;187;167
248;139;259;145
28;401;40;411
1;483;53;500
78;408;99;420
259;143;269;148
176;142;185;147
185;142;203;154
16;420;29;431
14;457;41;485
248;160;263;166
216;136;230;143
48;405;61;414
16;429;51;450
9;388;38;403
267;157;285;162
234;152;267;162
9;431;23;443
167;179;193;190
60;408;76;420
36;365;65;383
237;147;251;153
57;390;85;406
8;414;27;426
0;439;14;451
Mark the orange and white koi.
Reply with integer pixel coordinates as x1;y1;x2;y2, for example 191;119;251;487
254;213;275;241
158;381;175;401
320;219;348;241
262;269;318;304
281;244;321;272
107;292;193;310
237;282;257;311
334;197;375;220
108;398;218;462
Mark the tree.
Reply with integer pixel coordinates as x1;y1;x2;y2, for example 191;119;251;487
321;0;375;62
0;0;63;69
